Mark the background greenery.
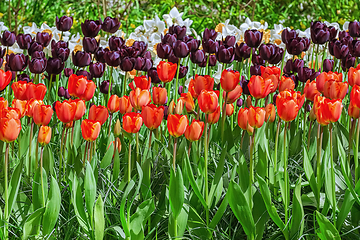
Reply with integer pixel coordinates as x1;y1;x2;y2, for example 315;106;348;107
0;0;359;35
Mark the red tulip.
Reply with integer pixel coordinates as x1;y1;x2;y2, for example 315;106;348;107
314;95;342;125
25;99;44;118
89;105;109;125
248;75;274;99
55;100;77;124
1;107;21;119
81;119;101;142
167;114;188;137
223;85;242;104
152;87;167;106
32;104;53;126
157;61;177;83
141;104;164;130
198;90;219;114
129;87;151;111
71;99;86;121
26;82;47;100
278;76;295;92
0;117;21;143
11;99;27;118
248;106;266;129
68;74;96;101
130;75;151;90
0;69;12;91
303;80;320;102
38;125;52;145
350;85;360;109
316;71;342;93
0;98;8;117
237;108;254;134
194;74;214;96
220;69;240;92
185;120;204;142
179;92;195;113
226;103;234;116
265;103;276;122
276;90;305;122
108;95;120;113
208;106;221;124
11;81;28;100
261;66;281;93
348;64;360;87
119;95;133;114
188;78;198;99
349;101;360;119
323;79;348;100
122;112;143;133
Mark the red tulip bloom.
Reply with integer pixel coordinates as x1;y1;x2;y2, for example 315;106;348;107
141;104;164;130
348;64;360;87
25;99;44;118
179;92;195;113
276;90;305;122
81;119;101;142
351;85;360;109
0;98;8;117
316;71;343;93
122;112;143;133
349;101;360;119
157;61;177;83
0;117;21;143
152;87;167;106
89;105;109;125
68;74;96;101
261;66;281;93
323;79;348;100
0;69;12;91
55;100;77;124
314;95;342;125
130;75;151;90
194;74;214;96
220;69;240;92
11;81;28;100
38;125;52;145
208;106;221;124
188;78;198;99
119;95;133;114
167;114;188;138
198;90;219;114
278;76;295;92
303;80;320;102
248;75;274;99
237;108;254;134
1;107;21;119
32;104;53;126
185;120;204;142
265;103;276;122
248;106;266;129
226;103;234;116
223;85;242;104
11;99;27;118
71;99;86;121
26;82;47;100
108;95;120;113
129;87;151;111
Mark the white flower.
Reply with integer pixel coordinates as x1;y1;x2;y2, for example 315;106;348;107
68;32;82;53
163;7;184;27
183;18;193;34
298;28;310;39
343;21;349;31
23;22;39;37
240;17;268;32
143;14;166;36
9;43;23;54
213;63;234;84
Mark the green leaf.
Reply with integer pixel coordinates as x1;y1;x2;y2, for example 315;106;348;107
169;167;184;219
290;176;304;239
8;158;23;216
209;144;227;207
42;176;61;235
316;211;341;240
337;189;355;230
85;161;96;221
130;198;155;237
112;151;120;181
32;167;47;210
100;144;114;169
228;180;255;239
71;175;89;232
120;180;135;237
22;207;45;240
209;195;228;230
303;146;318;203
94;195;105;240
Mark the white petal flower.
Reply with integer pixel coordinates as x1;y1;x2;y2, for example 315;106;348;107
343;21;349;31
144;14;166;36
213;64;234;84
240;17;268;32
23;22;39;37
163;7;184;27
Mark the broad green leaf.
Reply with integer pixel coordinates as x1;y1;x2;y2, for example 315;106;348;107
71;175;89;232
209;195;228;230
112;151;120;181
85;161;96;220
209;144;227;207
169;167;184;219
42;176;61;235
290;176;304;239
94;195;105;240
337;189;355;230
303;146;319;204
100;144;114;169
120;180;135;237
22;207;45;240
168;204;189;238
316;211;341;240
32;167;47;210
130;198;155;237
8;158;23;216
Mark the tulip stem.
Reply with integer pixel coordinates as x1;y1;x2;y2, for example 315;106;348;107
307;120;313;150
355;117;360;183
71;122;75;146
316;124;323;209
349;119;356;166
63;128;69;180
83;141;89;168
315;45;320;71
273;120;281;197
329;124;336;226
40;146;45;207
173;137;177;170
206;54;210;75
35;139;39;169
128;142;132;183
28;120;34;177
55;74;59;102
174;59;181;101
248;48;253;78
123;71;127;96
136;132;139;164
108;114;112;138
283;122;289;228
59;125;66;181
108;67;113;103
204;115;209;226
48;74;53;103
221;92;228;142
4;143;9;239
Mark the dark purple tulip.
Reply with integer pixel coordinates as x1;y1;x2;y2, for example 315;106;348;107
178;85;184;95
31;51;45;59
161;33;177;48
297;67;320;83
236;98;243;107
56;16;73;31
95;47;109;63
341;36;353;46
349;40;360;57
104;51;121;66
120;57;134;71
83;37;99;54
89;62;105;78
142;58;153;72
306;104;311;113
329;40;349;59
28;42;43;56
268;47;284;64
190;49;205;64
240;79;250;95
134;57;145;71
58;86;66;98
283;59;293;74
328;26;338;40
4;63;16;80
203;28;218;41
173;40;190;58
349;21;360;38
169;25;187;40
250;65;262;76
259;43;276;60
132;41;148;57
187;39;200;52
168;51;179;64
46;57;64;75
100;80;112;94
51;40;68;51
76;70;92;80
322;59;334;72
198;54;217;67
36;32;52;47
64;68;74;77
286;37;308;55
16;34;33;50
157;43;172;59
339;31;350;40
0;47;5;58
18;73;31;82
310;21;330;44
81;19;102;38
178;65;188;79
222;36;236;48
109;36;125;51
148;68;160;84
29;58;47;74
202;39;219;54
6;53;29;71
217;45;234;63
0;31;16;46
144;51;152;60
235;42;252;61
283;59;304;74
244;30;263;48
281;29;297;44
72;51;91;67
0;59;3;68
102;16;120;33
52;47;70;62
341;54;355;71
251;53;265;66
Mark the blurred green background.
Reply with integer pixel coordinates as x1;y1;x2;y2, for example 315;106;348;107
0;0;359;34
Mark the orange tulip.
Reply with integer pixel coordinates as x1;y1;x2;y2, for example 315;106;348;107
129;87;151;111
220;69;240;92
278;76;295;92
303;80;320;102
248;106;266;129
0;69;12;91
261;66;281;93
152;87;167;106
179;92;195;113
141;104;164;130
33;104;53;126
167;114;188;138
71;99;86;121
11;99;27;118
349;101;360;119
130;75;151;90
316;71;343;93
237;108;254;134
185;120;204;142
194;74;214;96
119;95;133;114
38;125;52;145
157;61;177;83
0;97;8;117
81;119;101;142
224;85;242;104
122;112;143;133
0;117;21;143
25;99;44;118
314;95;342;125
276;90;305;122
55;100;77;124
348;64;360;87
198;90;219;114
68;74;96;101
208;106;221;124
323;79;348;100
265;103;276;122
351;85;360;109
248;75;274;99
11;81;28;100
188;78;198;99
26;82;47;100
226;103;234;116
1;107;21;119
89;105;109;125
108;95;120;113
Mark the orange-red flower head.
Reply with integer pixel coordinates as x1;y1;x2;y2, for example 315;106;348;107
348;64;360;87
194;74;214;96
122;112;143;133
314;95;342;125
220;69;240;92
129;87;151;111
248;75;274;99
198;90;219;114
152;87;167;106
107;95;120;113
179;92;195;113
303;80;320;102
118;95;133;114
276;90;305;122
316;71;343;93
0;69;12;92
157;61;177;83
185;120;204;142
38;125;52;145
167;114;188;138
89;105;109;125
55;100;77;124
68;74;96;101
323;79;348;100
33;104;53;126
141;104;164;130
0;117;21;143
81;119;101;142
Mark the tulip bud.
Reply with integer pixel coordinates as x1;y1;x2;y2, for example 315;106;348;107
114;119;122;137
102;16;120;33
175;99;184;114
323;59;334;72
100;80;112;94
38;126;52;146
64;68;74;77
168;100;175;115
0;30;16;46
244;30;263;48
56;15;73;32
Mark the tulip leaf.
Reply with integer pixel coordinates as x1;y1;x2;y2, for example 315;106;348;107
209;195;228;230
85;161;97;222
290;176;304;239
303;146;318;204
209;144;227;207
8;158;23;216
120;180;135;237
22;207;45;240
169;167;184;219
71;175;89;232
112;151;120;182
94;195;105;240
130;198;155;237
42;176;61;235
337;189;355;230
315;211;341;240
100;143;114;169
32;167;48;211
